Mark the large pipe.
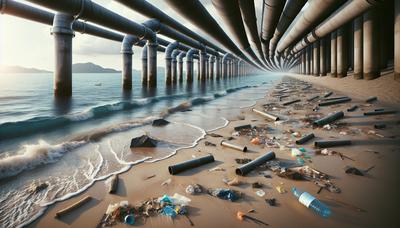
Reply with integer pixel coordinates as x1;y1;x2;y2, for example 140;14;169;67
354;16;363;79
186;48;198;83
51;13;74;96
215;54;221;79
330;31;337;77
121;35;140;90
165;42;179;85
212;0;265;69
337;26;348;78
313;40;320;76
261;0;286;60
277;0;344;54
222;53;231;79
319;38;326;76
141;45;148;86
178;52;185;83
292;0;382;55
164;0;260;69
396;0;400;81
210;56;215;80
235;151;276;176
171;49;181;84
363;8;380;80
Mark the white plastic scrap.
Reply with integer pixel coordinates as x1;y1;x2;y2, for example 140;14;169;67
255;190;265;197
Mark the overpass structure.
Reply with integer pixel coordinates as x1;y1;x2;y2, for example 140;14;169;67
0;0;398;97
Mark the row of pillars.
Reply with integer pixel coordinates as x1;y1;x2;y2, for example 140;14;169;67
294;1;399;81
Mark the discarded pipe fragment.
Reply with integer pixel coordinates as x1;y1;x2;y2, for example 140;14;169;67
318;97;351;106
168;154;215;175
314;140;352;148
252;108;279;121
374;108;384;111
322;96;349;101
55;196;92;218
236;151;276;176
234;124;252;131
283;99;301;106
108;174;119;194
374;123;386;129
313;111;344;126
323;92;333;98
347;105;358;112
307;95;319;101
296;133;315;145
221;140;247;152
365;96;377;103
364;110;397;116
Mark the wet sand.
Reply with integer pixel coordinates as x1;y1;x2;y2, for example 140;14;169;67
30;75;400;228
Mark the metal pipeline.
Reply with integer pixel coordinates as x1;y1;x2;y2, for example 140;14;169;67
277;0;345;54
222;53;232;78
314;140;352;148
165;42;180;85
313;111;344;126
121;35;141;90
171;49;181;84
296;133;315;145
168;154;215;175
141;45;148;86
291;0;382;55
282;99;301;106
269;0;307;57
178;52;186;83
210;56;215;79
186;48;199;83
164;0;260;69
347;105;358;112
221;140;247;152
364;110;397;116
236;151;276;176
318;97;351;106
252;108;280;121
261;0;286;60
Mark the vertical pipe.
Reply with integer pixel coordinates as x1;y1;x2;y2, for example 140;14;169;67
165;55;172;85
141;45;148;86
197;59;201;80
200;50;207;81
216;55;221;79
178;53;184;83
363;8;380;80
210;56;215;79
330;31;337;77
147;41;158;87
171;50;179;84
51;13;74;97
302;51;306;74
313;40;320;76
206;55;210;79
319;38;326;76
354;16;363;79
305;46;310;75
122;52;133;90
396;0;400;80
337;26;348;78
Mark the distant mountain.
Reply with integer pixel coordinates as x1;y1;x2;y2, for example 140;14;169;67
0;65;51;73
72;62;120;73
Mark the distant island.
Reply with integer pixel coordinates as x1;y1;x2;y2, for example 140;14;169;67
0;65;51;73
72;62;120;73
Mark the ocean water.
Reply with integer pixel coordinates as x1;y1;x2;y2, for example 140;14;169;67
0;72;282;227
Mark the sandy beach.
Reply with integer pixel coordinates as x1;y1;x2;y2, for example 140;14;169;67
30;75;400;228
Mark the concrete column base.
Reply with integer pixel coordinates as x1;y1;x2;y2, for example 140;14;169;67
353;73;363;79
364;72;380;80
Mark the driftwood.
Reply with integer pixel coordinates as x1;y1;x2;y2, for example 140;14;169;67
55;196;92;218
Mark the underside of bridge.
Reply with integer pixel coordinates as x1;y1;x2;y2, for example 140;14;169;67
0;0;398;96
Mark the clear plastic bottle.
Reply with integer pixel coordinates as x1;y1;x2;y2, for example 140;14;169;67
291;187;331;218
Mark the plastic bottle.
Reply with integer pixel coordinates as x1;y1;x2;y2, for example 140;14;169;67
291;187;331;218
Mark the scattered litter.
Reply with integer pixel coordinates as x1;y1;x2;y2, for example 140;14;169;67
124;214;135;225
208;188;242;201
223;177;243;186
292;187;331;218
344;166;363;176
234;124;252;131
251;137;261;145
130;135;158;148
252;182;263;188
366;96;377;103
236;211;269;226
265;198;277;206
168;154;215;175
205;141;216;147
247;209;256;213
292;132;301;137
29;182;48;194
255;190;266;197
144;174;156;180
161;178;172;186
209;166;225;172
291;148;303;157
235;158;252;164
185;184;203;195
208;133;223;137
276;185;286;194
323;124;332;130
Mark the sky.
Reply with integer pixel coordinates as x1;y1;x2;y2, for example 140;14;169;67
0;0;265;71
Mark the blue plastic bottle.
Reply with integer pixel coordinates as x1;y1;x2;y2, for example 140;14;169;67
291;187;331;218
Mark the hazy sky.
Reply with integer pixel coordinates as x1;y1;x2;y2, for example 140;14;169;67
0;0;264;71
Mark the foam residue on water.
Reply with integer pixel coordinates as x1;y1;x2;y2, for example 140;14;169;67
0;78;280;228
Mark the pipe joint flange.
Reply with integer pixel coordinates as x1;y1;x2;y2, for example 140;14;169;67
51;13;75;36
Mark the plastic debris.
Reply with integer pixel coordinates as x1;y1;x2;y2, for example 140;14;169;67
205;141;216;146
185;184;203;195
162;205;177;218
255;190;265;197
265;198;277;206
208;166;225;172
323;124;332;130
236;211;269;226
161;178;172;186
291;148;303;157
251;137;261;145
208;188;242;202
344;166;363;176
223;177;243;186
276;185;286;194
292;187;331;218
124;214;135;225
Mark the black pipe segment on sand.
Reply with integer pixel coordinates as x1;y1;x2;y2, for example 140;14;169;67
168;154;215;175
295;133;315;145
313;111;344;126
236;151;276;176
366;96;377;103
323;91;333;98
374;123;386;129
322;96;349;101
314;140;352;148
318;97;351;106
234;124;252;131
307;95;320;102
283;99;301;106
347;105;358;112
364;110;397;116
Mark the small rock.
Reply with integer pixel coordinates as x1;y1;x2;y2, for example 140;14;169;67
265;198;277;206
205;141;216;147
152;119;170;126
130;135;158;148
252;182;263;188
344;166;363;176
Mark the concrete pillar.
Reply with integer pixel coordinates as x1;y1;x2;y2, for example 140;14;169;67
216;55;221;79
354;16;363;79
210;56;215;79
313;40;320;76
205;55;210;79
165;55;172;85
186;58;193;83
51;13;74;96
337;26;349;78
223;60;228;78
171;50;180;84
396;0;400;80
363;8;380;80
147;40;158;87
178;52;185;83
197;59;201;80
330;31;337;77
141;45;148;86
200;50;207;81
305;47;310;75
122;52;133;90
319;38;326;76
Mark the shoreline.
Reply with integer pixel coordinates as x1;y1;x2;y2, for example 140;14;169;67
30;75;400;228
